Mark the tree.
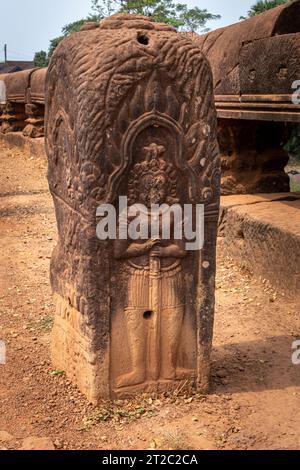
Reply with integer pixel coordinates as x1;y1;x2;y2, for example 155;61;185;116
38;0;220;60
91;0;118;16
48;37;64;60
240;0;290;19
92;0;220;31
48;17;101;59
33;50;48;68
173;3;220;32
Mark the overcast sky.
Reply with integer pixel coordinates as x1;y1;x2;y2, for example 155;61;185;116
0;0;254;61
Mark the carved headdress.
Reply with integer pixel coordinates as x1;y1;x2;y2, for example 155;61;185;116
128;143;179;207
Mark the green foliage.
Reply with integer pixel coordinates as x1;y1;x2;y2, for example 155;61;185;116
33;50;48;68
290;179;300;192
48;17;101;59
240;0;290;19
91;0;118;16
285;125;300;162
61;19;90;36
48;36;65;60
93;0;220;31
49;370;65;376
174;3;220;32
36;0;220;60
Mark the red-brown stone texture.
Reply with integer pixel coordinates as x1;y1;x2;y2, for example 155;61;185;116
45;14;220;402
191;1;300;195
2;4;299;196
0;68;46;136
192;2;300;97
218;119;290;195
219;193;300;296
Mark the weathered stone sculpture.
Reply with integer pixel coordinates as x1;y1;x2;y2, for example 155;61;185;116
218;119;291;195
45;14;220;402
23;68;47;138
0;68;46;138
0;70;29;133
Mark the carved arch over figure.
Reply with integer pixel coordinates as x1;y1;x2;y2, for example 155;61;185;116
107;110;201;203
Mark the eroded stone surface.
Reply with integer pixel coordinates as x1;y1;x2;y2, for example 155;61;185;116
190;2;300;195
218;119;290;195
191;2;300;96
0;68;46;137
219;193;300;295
45;13;220;402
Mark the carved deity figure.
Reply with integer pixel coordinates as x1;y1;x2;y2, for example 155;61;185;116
46;13;220;402
114;143;193;388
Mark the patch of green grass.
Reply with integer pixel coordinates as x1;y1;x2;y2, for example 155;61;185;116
81;402;156;429
157;430;192;450
49;370;65;376
80;389;206;430
290;181;300;193
29;315;54;332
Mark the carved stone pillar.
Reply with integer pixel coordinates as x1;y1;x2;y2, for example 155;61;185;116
23;103;44;138
23;67;46;138
46;13;220;402
219;119;290;195
0;104;4;125
0;70;31;134
0;101;26;133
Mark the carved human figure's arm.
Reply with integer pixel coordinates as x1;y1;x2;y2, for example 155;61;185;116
114;238;161;260
150;242;187;259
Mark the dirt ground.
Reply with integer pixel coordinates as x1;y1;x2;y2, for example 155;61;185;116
0;140;299;451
